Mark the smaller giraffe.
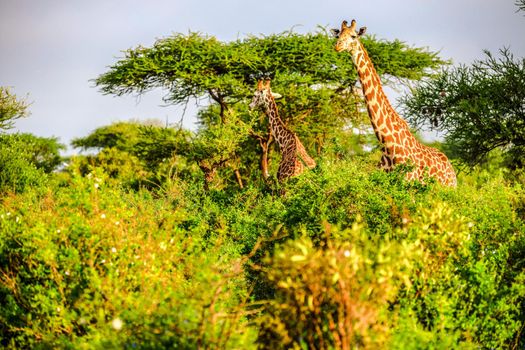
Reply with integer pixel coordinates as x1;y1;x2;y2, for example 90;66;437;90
334;19;457;187
249;79;316;182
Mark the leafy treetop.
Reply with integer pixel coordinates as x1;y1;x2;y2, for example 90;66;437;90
96;29;446;106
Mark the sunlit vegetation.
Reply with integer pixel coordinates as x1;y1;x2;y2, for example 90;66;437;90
1;28;523;349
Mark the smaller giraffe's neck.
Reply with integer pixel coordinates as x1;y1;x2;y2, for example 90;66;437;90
264;96;295;150
352;43;414;147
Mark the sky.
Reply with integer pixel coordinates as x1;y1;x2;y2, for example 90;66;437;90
1;0;524;153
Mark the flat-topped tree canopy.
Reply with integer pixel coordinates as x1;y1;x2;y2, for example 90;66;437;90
95;28;446;106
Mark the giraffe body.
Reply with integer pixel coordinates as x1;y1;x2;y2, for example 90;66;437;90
334;20;456;186
250;79;316;182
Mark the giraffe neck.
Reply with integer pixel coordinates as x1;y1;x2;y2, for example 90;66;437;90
352;42;415;148
264;96;295;151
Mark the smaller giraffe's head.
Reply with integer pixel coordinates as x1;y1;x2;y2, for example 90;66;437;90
249;79;282;110
333;19;367;53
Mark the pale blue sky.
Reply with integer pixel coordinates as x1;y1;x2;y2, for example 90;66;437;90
1;0;524;151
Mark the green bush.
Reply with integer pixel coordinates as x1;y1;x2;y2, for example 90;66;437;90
0;169;256;349
0;153;523;348
257;222;415;349
0;135;48;194
257;193;524;349
66;148;148;190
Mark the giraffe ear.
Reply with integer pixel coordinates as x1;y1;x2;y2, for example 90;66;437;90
271;92;282;99
358;27;367;36
330;28;340;38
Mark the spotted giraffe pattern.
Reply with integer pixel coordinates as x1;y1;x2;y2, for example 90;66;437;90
334;19;456;187
249;79;316;181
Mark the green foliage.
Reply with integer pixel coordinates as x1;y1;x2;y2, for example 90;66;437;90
258;224;414;349
67;148;147;189
72;120;191;169
0;149;45;195
0;170;256;349
5;133;64;173
401;49;525;169
0;153;523;348
96;30;444;100
72;120;147;151
0;133;64;194
0;87;30;130
392;183;525;349
0;92;54;194
257;170;523;349
71;120;194;188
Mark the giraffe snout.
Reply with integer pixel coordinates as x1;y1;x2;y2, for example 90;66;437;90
334;42;348;53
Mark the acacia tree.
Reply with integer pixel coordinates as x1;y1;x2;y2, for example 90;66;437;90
401;49;525;168
95;29;446;188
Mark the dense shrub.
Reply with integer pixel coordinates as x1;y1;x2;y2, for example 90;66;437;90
0;169;256;349
0;133;64;194
257;223;414;349
0;134;48;194
0;154;523;348
66;148;148;189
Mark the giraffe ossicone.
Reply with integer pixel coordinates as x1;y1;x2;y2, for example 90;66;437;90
334;19;457;187
250;79;316;182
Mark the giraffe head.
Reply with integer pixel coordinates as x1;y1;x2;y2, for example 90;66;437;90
333;19;367;53
249;79;282;110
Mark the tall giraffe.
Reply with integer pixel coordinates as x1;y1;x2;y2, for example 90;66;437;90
334;19;457;187
249;79;316;182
